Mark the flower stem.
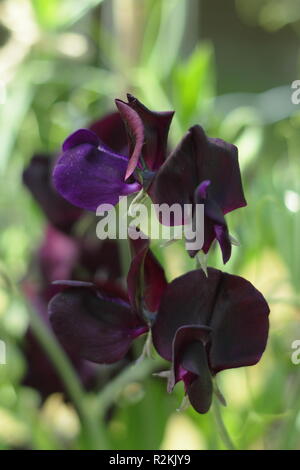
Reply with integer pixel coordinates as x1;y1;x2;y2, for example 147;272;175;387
212;398;236;450
95;356;166;417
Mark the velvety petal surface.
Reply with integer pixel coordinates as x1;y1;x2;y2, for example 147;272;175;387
152;269;222;361
53;130;140;212
150;125;246;259
126;94;174;171
209;272;270;373
152;268;269;374
168;325;211;391
49;286;148;364
153;125;246;213
181;341;213;414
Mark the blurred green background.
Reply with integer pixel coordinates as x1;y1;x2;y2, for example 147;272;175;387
0;0;300;450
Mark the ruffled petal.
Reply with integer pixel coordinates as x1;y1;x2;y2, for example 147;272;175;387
152;269;222;361
115;99;144;180
49;286;148;364
152;268;269;375
209;272;270;373
53;133;140;212
126;94;174;171
168;325;211;391
150;125;246;260
62;129;99;151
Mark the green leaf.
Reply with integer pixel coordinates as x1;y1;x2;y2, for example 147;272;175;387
172;43;215;128
31;0;104;30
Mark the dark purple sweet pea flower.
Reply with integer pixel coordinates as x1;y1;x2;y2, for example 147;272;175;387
152;268;269;414
115;94;174;177
48;232;167;364
52;95;174;212
23;112;128;232
52;96;245;263
150;126;247;263
22;225;125;398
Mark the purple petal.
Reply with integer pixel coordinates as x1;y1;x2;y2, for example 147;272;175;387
49;286;148;364
207;136;246;214
214;224;231;264
209;272;270;373
23;155;82;232
181;341;213;414
53;138;140;212
126;94;174;171
195;194;232;263
168;325;211;391
152;269;221;361
115;99;144;180
152;268;269;374
150;127;201;220
127;229;168;318
150;125;247;259
62;129;99;151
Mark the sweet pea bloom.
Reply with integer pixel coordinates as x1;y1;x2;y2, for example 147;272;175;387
151;126;247;263
53;95;174;211
52;95;245;262
152;268;269;414
23;112;127;233
48;233;167;364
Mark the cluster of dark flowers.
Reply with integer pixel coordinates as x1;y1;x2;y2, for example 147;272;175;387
22;117;131;398
25;95;270;414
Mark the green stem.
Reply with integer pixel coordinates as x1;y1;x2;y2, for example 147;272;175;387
95;357;165;417
24;295;109;450
212;399;236;450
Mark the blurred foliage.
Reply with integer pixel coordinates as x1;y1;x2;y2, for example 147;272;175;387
0;0;300;450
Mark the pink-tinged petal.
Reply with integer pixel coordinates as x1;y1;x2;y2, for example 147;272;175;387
115;99;144;180
126;94;174;170
89;112;128;155
53;138;140;212
23;155;82;232
168;325;211;391
49;286;148;364
127;228;168;319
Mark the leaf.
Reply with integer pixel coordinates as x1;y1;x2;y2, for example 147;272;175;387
172;43;215;128
31;0;104;31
